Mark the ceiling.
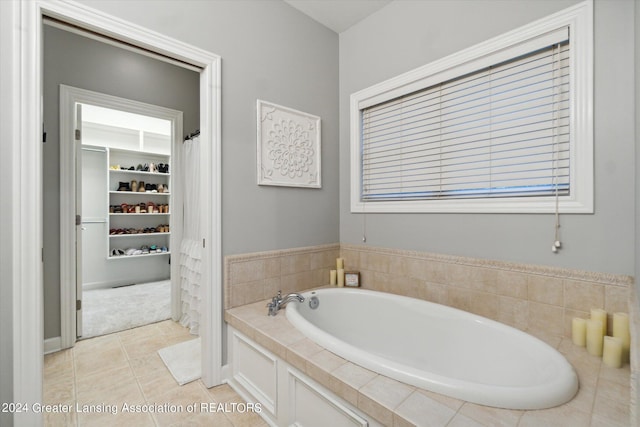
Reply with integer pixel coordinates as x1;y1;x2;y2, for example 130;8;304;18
283;0;393;33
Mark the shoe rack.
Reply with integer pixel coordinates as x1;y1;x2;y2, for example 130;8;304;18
107;147;171;260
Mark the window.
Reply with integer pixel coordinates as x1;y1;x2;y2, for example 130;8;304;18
350;1;593;213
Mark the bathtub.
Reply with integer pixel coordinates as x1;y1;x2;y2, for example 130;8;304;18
285;288;578;410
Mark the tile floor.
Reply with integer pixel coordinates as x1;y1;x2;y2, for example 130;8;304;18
43;320;268;427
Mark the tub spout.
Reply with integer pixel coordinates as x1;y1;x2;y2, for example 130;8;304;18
267;291;305;316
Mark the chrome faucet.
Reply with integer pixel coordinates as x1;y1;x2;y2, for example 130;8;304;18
267;290;305;316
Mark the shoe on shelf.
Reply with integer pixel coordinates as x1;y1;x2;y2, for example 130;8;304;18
138;181;145;192
131;180;138;192
118;181;131;191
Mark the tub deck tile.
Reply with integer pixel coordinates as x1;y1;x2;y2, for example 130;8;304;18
329;362;379;407
225;296;632;427
517;404;591;427
305;349;349;392
285;338;324;374
457;403;523;427
358;375;415;426
393;390;457;427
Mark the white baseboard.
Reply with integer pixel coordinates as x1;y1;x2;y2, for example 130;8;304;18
44;336;62;354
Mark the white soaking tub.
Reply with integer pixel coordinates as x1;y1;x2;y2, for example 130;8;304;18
285;288;578;410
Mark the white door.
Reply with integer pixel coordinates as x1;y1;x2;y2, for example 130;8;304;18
78;145;109;337
75;103;83;337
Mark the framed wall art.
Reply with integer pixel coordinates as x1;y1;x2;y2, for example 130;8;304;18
257;99;321;188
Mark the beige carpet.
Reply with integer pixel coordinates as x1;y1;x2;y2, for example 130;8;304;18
81;279;171;338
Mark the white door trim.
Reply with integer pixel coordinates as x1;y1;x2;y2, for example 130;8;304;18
11;1;223;424
59;85;185;347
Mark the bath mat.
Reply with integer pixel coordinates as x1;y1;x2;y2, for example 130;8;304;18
158;337;201;385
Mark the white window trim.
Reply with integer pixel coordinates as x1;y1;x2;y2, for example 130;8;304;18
350;0;593;214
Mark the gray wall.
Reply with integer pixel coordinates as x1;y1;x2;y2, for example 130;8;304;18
43;25;200;339
340;0;637;276
80;0;341;257
43;1;340;339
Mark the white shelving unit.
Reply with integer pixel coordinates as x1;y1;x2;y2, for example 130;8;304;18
107;147;172;260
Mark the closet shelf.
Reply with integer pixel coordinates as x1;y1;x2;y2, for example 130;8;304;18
109;213;170;216
109;191;170;196
108;251;171;260
109;169;171;177
109;232;170;238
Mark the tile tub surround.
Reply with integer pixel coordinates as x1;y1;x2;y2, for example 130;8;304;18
224;243;340;309
225;298;632;426
340;244;633;339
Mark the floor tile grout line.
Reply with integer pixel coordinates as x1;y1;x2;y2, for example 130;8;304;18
120;333;162;427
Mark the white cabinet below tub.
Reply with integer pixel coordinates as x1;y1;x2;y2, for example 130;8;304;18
227;328;380;427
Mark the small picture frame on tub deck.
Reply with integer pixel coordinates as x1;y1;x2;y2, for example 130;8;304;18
345;271;360;287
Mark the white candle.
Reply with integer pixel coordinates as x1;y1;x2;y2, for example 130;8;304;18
329;269;337;286
591;308;607;336
613;312;630;363
337;268;345;287
572;318;586;347
586;319;603;357
602;336;623;368
336;258;344;270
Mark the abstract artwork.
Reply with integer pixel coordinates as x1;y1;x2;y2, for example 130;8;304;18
257;100;321;188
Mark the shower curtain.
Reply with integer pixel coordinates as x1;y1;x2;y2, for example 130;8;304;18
179;135;201;335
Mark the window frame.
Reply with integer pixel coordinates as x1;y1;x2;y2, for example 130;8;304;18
350;0;593;214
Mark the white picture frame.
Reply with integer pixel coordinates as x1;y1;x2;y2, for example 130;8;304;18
257;100;321;188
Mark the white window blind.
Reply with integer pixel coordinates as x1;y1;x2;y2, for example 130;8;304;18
360;31;570;202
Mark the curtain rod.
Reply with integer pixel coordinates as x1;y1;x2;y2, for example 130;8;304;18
43;16;203;73
184;130;200;141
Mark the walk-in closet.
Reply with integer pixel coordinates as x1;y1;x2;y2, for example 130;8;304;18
79;103;174;338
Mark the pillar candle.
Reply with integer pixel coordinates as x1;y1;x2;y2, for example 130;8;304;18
572;318;587;347
590;308;607;336
336;258;344;270
337;268;345;287
613;312;630;363
586;319;603;357
602;336;623;368
329;269;337;286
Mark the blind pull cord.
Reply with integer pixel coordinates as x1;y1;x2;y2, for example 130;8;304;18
552;42;562;253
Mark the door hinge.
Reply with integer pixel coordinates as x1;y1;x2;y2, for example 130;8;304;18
76;299;82;311
75;129;81;140
76;215;81;226
203;238;206;248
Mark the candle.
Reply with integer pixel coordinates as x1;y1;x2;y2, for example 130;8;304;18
602;336;623;368
329;269;337;286
337;268;345;287
590;308;607;336
572;318;586;347
613;312;630;363
336;258;344;270
586;319;603;357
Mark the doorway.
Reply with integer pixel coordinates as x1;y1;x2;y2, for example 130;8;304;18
65;97;182;340
6;5;222;421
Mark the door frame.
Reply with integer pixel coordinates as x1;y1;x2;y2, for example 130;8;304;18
60;85;185;346
8;1;222;423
